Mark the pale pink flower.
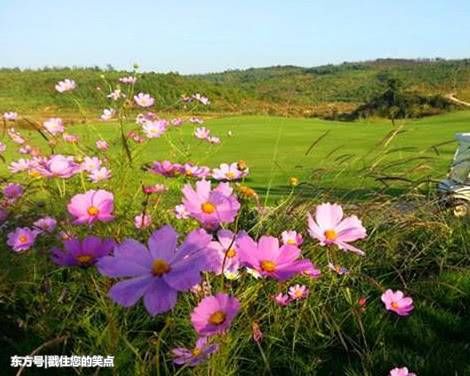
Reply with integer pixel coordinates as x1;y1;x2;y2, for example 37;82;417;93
307;203;367;255
192;93;210;105
189;116;204;124
119;76;137;84
288;284;309;301
381;289;414;316
134;92;154;107
33;216;57;233
182;163;211;179
88;167;112;183
194;127;210;140
81;157;102;172
171;118;183;126
3;112;18;121
19;145;32;154
100;108;115;121
107;89;124;101
175;204;190;219
55;79;76;93
96;140;109;151
0;142;6;153
281;231;303;246
63;133;79;143
273;293;290;306
9;158;32;173
143;120;168;138
43;118;64;135
7;128;25;144
143;184;168;194
207;136;221;144
67;189;114;225
134;213;152;229
389;367;416;376
212;163;243;181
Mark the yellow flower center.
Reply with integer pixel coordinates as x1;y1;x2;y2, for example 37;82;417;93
260;260;277;273
324;229;337;241
391;301;399;309
295;290;303;298
286;239;297;245
152;259;171;277
18;235;28;244
191;348;202;357
76;255;93;265
208;310;226;325
87;206;100;216
201;202;216;214
225;172;236;179
226;248;237;258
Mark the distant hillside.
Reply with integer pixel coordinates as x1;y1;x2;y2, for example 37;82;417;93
1;58;470;118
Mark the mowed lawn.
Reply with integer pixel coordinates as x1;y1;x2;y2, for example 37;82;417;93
3;111;469;199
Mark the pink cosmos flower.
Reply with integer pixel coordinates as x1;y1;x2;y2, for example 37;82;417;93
191;293;240;336
192;93;210;105
134;92;155;107
237;234;315;281
207;136;221;144
9;158;32;173
3;183;24;200
389;367;416;376
55;79;76;93
98;226;213;316
136;112;157;126
171;118;183;126
181;180;240;228
288;284;309;300
7;128;25;144
281;230;303;246
381;289;414;316
182;163;211;179
63;133;79;143
119;76;137;84
33;216;57;233
7;227;39;252
134;213;152;229
149;160;183;177
175;204;190;219
212;163;243;181
100;108;115;121
273;293;290;306
88;167;112;183
43;118;64;136
35;155;80;179
207;229;245;275
3;111;18;121
307;203;367;255
107;89;124;101
172;337;219;367
51;236;115;267
143;120;168;138
80;156;102;172
96;140;109;151
67;189;114;225
194;127;210;140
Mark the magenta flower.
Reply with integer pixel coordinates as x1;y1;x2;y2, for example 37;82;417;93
207;229;244;275
288;284;309;300
134;92;155;107
194;127;210;140
3;183;24;200
273;293;290;306
33;216;57;233
43;118;64;136
389;367;416;376
143;184;168;194
381;289;414;316
281;230;303;246
67;189;114;225
134;213;152;229
7;227;39;252
51;236;115;267
55;79;76;93
237;234;315;281
4;111;18;121
35;155;80;179
172;337;219;367
307;203;367;255
191;293;240;336
182;180;240;228
97;225;212;316
149;160;183;177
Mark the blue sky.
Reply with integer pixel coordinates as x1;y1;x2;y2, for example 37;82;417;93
1;0;469;73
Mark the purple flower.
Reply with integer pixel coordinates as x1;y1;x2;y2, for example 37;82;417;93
67;189;114;225
172;337;219;367
181;180;240;228
190;293;240;336
97;225;212;316
237;234;315;281
51;236;115;267
149;160;183;177
35;155;80;179
7;227;39;252
33;216;57;233
3;183;24;200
